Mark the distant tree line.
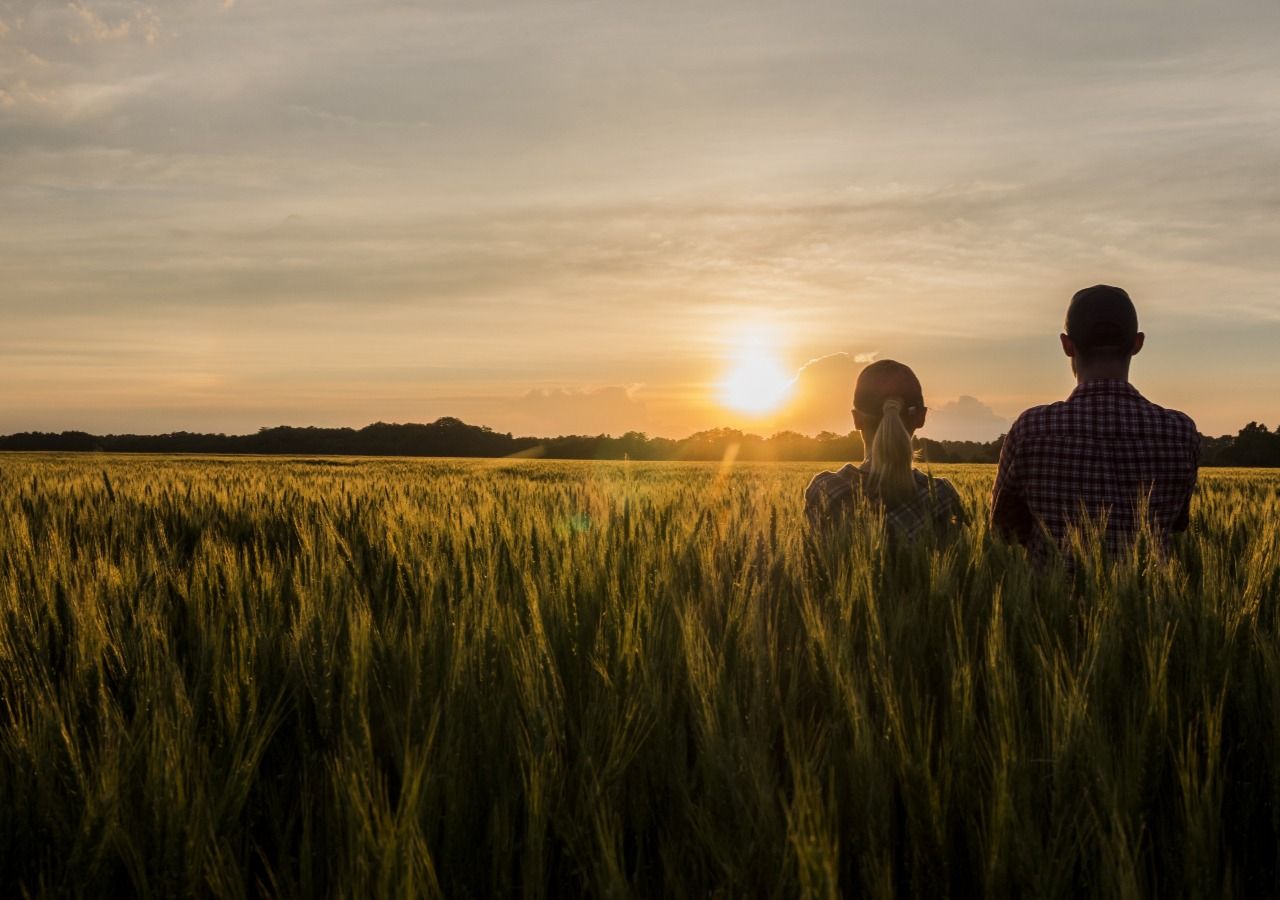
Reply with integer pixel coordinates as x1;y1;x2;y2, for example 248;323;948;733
1;417;1278;466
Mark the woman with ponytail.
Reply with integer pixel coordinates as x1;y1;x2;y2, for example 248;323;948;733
805;360;965;539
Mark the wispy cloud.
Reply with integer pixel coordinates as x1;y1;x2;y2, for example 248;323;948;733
68;2;132;44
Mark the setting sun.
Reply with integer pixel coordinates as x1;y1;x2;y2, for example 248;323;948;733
718;333;795;415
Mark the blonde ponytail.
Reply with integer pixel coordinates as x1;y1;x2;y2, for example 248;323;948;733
868;397;916;506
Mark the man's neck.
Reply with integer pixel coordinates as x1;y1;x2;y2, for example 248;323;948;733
1074;364;1131;384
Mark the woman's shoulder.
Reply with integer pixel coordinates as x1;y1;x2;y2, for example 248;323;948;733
920;469;957;487
804;464;868;522
805;463;861;498
914;470;966;525
913;469;962;502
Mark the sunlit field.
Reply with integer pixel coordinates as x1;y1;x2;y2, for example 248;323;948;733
2;455;1278;898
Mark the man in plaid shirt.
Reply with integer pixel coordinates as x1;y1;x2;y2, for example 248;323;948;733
991;285;1199;557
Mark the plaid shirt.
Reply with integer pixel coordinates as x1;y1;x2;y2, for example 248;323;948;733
805;463;965;540
991;379;1199;556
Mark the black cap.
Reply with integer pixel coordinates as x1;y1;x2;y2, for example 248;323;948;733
1065;284;1138;350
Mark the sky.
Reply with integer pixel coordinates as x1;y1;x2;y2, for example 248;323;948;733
2;0;1278;441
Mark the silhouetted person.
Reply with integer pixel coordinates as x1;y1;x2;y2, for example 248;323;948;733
806;360;965;538
991;285;1199;557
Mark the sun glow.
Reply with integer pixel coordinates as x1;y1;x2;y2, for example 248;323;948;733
718;331;795;415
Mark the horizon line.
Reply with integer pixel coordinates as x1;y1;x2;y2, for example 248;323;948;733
3;414;1275;445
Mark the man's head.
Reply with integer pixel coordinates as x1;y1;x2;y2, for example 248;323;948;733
1060;284;1145;380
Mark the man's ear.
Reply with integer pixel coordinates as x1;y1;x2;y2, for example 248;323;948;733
912;407;928;432
1060;333;1076;357
1132;332;1145;356
852;409;870;432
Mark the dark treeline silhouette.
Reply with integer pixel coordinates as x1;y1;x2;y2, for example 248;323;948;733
1;417;1278;466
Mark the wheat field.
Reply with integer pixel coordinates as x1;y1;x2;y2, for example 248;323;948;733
1;455;1277;898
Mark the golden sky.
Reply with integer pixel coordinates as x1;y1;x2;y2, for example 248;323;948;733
2;1;1278;440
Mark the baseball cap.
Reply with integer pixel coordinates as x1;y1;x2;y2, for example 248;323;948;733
1065;284;1138;350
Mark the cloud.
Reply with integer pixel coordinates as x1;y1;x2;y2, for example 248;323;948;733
772;353;861;435
68;3;132;44
486;386;649;437
921;395;1010;442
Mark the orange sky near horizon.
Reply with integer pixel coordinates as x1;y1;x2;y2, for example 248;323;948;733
2;1;1278;441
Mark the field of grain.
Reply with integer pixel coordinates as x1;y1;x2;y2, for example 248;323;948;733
1;455;1278;898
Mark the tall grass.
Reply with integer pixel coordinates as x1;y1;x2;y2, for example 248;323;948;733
0;455;1277;898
